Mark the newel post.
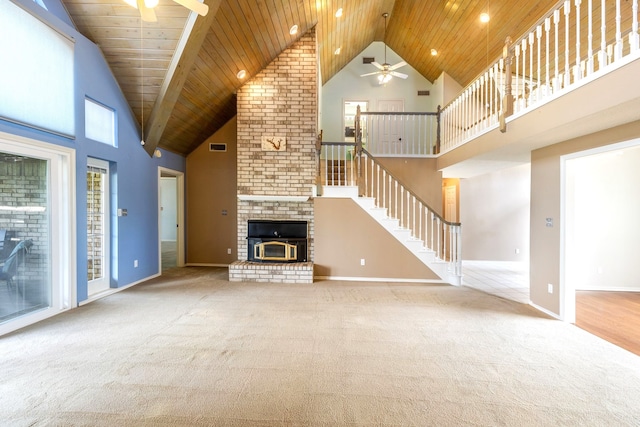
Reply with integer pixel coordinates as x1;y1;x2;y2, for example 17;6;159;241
500;36;514;133
355;105;364;196
436;105;441;154
316;129;323;197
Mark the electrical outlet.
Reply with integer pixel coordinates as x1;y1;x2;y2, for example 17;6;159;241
227;248;232;255
360;258;366;266
515;248;520;254
547;283;553;294
134;259;139;268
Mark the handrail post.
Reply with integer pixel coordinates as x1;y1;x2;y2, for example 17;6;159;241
316;130;322;196
436;105;441;154
355;105;364;196
500;36;514;133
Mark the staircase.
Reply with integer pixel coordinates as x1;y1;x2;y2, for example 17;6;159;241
319;146;462;285
353;196;461;285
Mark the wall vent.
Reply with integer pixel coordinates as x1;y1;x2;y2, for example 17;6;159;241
417;90;430;96
209;143;227;152
362;57;375;64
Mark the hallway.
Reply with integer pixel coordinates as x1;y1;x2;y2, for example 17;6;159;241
462;260;529;304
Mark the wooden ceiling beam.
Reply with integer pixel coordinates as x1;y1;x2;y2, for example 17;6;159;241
142;0;222;156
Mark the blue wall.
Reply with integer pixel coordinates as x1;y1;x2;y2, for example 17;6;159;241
1;0;186;303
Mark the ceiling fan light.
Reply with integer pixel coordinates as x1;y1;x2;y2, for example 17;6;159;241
144;0;159;8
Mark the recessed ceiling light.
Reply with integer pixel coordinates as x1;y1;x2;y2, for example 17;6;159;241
289;24;299;35
430;48;438;56
335;8;343;18
480;13;490;23
236;70;247;79
334;47;341;55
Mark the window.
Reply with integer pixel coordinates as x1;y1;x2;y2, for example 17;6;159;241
87;159;110;295
0;1;75;137
0;132;74;336
85;98;116;146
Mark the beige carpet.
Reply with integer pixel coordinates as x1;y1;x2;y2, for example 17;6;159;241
2;267;640;426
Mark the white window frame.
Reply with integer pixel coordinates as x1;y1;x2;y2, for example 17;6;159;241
85;98;116;146
87;158;111;295
0;1;75;138
0;131;76;336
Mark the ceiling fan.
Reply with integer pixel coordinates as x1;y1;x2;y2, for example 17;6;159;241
123;0;209;23
360;12;408;84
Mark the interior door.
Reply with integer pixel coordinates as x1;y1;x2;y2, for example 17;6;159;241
444;185;458;223
377;99;404;154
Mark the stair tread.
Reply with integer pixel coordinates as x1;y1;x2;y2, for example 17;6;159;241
353;193;461;284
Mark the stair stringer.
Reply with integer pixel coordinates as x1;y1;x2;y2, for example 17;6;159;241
353;196;462;285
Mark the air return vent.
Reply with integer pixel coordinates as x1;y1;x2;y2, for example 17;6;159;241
417;90;430;96
209;143;227;152
362;57;375;64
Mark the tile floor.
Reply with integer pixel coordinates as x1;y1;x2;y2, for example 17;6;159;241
461;260;530;304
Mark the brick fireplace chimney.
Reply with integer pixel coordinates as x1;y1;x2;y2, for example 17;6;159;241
235;27;318;262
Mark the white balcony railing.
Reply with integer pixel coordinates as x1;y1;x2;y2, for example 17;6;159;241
361;112;439;157
440;0;640;153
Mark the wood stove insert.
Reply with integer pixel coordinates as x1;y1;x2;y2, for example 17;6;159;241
247;220;308;263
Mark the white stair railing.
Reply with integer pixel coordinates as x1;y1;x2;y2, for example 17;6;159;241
319;142;357;187
440;0;640;153
360;149;462;278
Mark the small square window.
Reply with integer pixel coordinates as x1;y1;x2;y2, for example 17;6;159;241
85;98;116;146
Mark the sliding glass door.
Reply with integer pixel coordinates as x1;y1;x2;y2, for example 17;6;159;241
0;133;74;335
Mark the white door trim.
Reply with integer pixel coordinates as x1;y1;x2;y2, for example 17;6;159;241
158;167;185;270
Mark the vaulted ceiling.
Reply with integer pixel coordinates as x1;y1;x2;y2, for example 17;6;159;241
60;0;560;156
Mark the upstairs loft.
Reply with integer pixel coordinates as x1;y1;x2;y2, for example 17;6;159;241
329;0;640;178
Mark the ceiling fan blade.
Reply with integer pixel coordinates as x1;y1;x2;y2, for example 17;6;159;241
370;62;385;70
360;71;381;77
389;61;407;70
173;0;209;16
390;71;408;79
136;0;157;22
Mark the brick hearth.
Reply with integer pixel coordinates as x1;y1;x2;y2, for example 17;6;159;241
228;261;313;284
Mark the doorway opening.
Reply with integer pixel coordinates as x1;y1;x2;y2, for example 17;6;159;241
158;167;184;272
562;138;640;353
343;100;368;144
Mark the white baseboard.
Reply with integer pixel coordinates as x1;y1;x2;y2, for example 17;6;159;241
575;287;640;292
529;301;562;320
314;275;446;284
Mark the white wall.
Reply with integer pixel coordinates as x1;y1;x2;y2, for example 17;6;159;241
460;164;531;261
160;177;177;241
321;42;436;142
565;142;640;291
432;71;463;108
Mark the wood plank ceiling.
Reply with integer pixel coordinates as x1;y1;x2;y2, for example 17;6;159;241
60;0;561;156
